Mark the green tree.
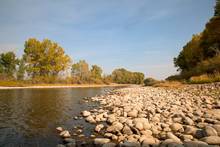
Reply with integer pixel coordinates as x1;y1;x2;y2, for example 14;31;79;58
72;60;90;81
111;68;144;84
23;38;71;78
174;34;203;72
90;65;102;79
173;0;220;79
215;0;220;16
132;72;145;84
17;59;26;80
0;51;18;78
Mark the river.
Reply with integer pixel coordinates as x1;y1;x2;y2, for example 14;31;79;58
0;87;117;147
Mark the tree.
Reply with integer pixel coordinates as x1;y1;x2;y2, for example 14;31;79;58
90;65;102;79
0;51;18;78
23;38;71;78
215;0;220;16
17;59;26;80
173;0;220;79
132;72;145;84
72;60;90;81
111;68;144;84
174;34;203;72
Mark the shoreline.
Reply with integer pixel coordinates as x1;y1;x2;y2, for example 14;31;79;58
57;83;220;146
0;84;132;89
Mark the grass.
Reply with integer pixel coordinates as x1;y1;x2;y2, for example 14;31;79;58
188;73;220;84
153;81;184;88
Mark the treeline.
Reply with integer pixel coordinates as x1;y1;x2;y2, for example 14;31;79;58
0;38;145;85
168;0;220;81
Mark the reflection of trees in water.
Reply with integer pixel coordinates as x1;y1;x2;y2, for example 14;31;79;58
0;87;110;146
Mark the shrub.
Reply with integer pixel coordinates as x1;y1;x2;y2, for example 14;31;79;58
144;78;158;86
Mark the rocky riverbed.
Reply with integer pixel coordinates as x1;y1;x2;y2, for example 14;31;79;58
57;83;220;147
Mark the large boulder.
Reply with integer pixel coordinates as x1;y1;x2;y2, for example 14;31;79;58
200;136;220;145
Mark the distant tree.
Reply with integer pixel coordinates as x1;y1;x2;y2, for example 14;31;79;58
0;51;18;78
132;72;145;84
17;59;26;80
23;38;71;78
215;0;220;16
111;68;144;84
72;60;90;81
90;65;102;79
103;74;113;84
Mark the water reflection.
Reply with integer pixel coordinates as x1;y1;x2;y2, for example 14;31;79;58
0;87;112;147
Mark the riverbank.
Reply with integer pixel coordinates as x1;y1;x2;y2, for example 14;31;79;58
0;83;131;89
57;83;220;146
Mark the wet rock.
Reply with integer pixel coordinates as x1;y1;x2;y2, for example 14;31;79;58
94;138;111;145
102;142;117;147
82;110;91;117
64;138;76;144
119;141;141;147
183;141;208;147
160;139;181;147
66;142;76;147
95;124;105;132
60;130;71;138
56;144;66;147
56;127;63;132
85;116;96;123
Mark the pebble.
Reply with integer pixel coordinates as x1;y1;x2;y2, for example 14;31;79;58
56;83;220;146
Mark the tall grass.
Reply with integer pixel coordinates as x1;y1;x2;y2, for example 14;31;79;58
189;73;220;84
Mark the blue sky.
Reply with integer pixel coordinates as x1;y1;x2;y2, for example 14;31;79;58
0;0;216;79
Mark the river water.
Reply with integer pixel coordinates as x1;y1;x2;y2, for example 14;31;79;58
0;87;116;147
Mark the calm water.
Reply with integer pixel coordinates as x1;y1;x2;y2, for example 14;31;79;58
0;87;115;147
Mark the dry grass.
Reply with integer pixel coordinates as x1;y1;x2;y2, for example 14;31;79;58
153;81;184;88
189;73;220;84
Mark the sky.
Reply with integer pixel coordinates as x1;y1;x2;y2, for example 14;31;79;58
0;0;216;79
